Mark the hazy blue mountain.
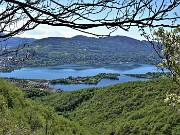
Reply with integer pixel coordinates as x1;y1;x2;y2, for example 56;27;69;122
0;37;36;48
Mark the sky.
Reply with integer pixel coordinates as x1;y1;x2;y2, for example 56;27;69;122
1;0;179;40
11;0;148;40
17;25;146;40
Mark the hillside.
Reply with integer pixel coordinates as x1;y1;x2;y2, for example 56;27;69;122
0;37;36;48
36;79;180;135
0;78;90;135
25;35;160;66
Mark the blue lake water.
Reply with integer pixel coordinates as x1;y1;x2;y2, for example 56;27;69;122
0;63;159;91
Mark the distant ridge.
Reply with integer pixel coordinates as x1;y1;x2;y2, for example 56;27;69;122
0;37;36;48
24;35;160;66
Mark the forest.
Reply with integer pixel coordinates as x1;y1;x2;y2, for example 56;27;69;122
0;78;90;135
1;77;179;134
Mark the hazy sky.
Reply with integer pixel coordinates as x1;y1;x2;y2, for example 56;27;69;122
17;24;146;40
2;0;179;40
12;0;147;40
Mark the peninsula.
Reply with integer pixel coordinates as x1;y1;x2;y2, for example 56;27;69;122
50;73;120;84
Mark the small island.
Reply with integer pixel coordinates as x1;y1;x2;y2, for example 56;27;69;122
124;72;170;79
50;73;120;84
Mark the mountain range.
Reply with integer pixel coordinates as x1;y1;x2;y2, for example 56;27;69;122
0;35;160;66
0;36;36;49
22;35;160;66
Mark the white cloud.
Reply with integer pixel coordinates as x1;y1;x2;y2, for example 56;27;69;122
17;25;63;39
16;24;145;40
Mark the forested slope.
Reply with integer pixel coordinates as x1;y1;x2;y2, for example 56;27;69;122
36;79;180;135
2;77;179;135
0;78;89;135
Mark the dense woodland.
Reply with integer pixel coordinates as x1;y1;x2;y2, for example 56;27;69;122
35;79;180;135
0;78;90;135
1;77;180;134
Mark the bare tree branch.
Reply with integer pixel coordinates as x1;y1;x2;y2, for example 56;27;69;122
0;0;179;38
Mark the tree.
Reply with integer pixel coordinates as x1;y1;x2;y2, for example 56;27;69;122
164;92;180;111
154;27;179;83
139;22;179;84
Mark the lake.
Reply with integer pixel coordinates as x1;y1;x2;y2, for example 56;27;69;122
0;63;158;91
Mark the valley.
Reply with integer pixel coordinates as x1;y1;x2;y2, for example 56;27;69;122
1;77;179;135
0;0;179;134
0;35;179;135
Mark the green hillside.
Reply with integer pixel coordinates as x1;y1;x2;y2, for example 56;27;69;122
0;78;89;135
1;77;180;135
36;79;180;135
24;36;159;66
